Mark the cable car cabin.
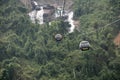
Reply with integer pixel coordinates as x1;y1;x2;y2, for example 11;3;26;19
55;34;63;41
79;41;90;51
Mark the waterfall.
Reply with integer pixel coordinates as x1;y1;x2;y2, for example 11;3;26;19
33;1;38;6
28;0;44;24
68;11;75;33
28;0;76;33
55;7;63;18
36;7;44;24
28;10;36;23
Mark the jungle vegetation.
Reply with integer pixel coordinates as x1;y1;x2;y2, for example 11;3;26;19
0;0;120;80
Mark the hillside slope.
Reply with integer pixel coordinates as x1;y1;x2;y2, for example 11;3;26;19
0;0;120;80
20;0;74;10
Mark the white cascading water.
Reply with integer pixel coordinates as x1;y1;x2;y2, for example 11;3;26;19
36;7;44;24
68;11;75;33
55;7;63;18
28;1;44;24
28;1;75;33
33;1;38;6
28;10;36;23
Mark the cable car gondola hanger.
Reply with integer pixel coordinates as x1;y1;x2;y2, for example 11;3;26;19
54;0;120;51
53;18;120;51
79;18;120;51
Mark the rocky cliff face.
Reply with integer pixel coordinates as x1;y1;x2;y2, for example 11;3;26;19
20;0;74;11
21;0;76;32
37;0;73;10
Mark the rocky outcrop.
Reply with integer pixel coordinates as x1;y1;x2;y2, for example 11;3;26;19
37;0;73;10
20;0;74;11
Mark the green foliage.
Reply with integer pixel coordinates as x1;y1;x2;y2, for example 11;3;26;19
0;0;120;80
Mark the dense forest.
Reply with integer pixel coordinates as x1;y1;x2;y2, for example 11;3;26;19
0;0;120;80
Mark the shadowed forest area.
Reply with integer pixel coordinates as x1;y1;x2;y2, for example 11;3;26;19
0;0;120;80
